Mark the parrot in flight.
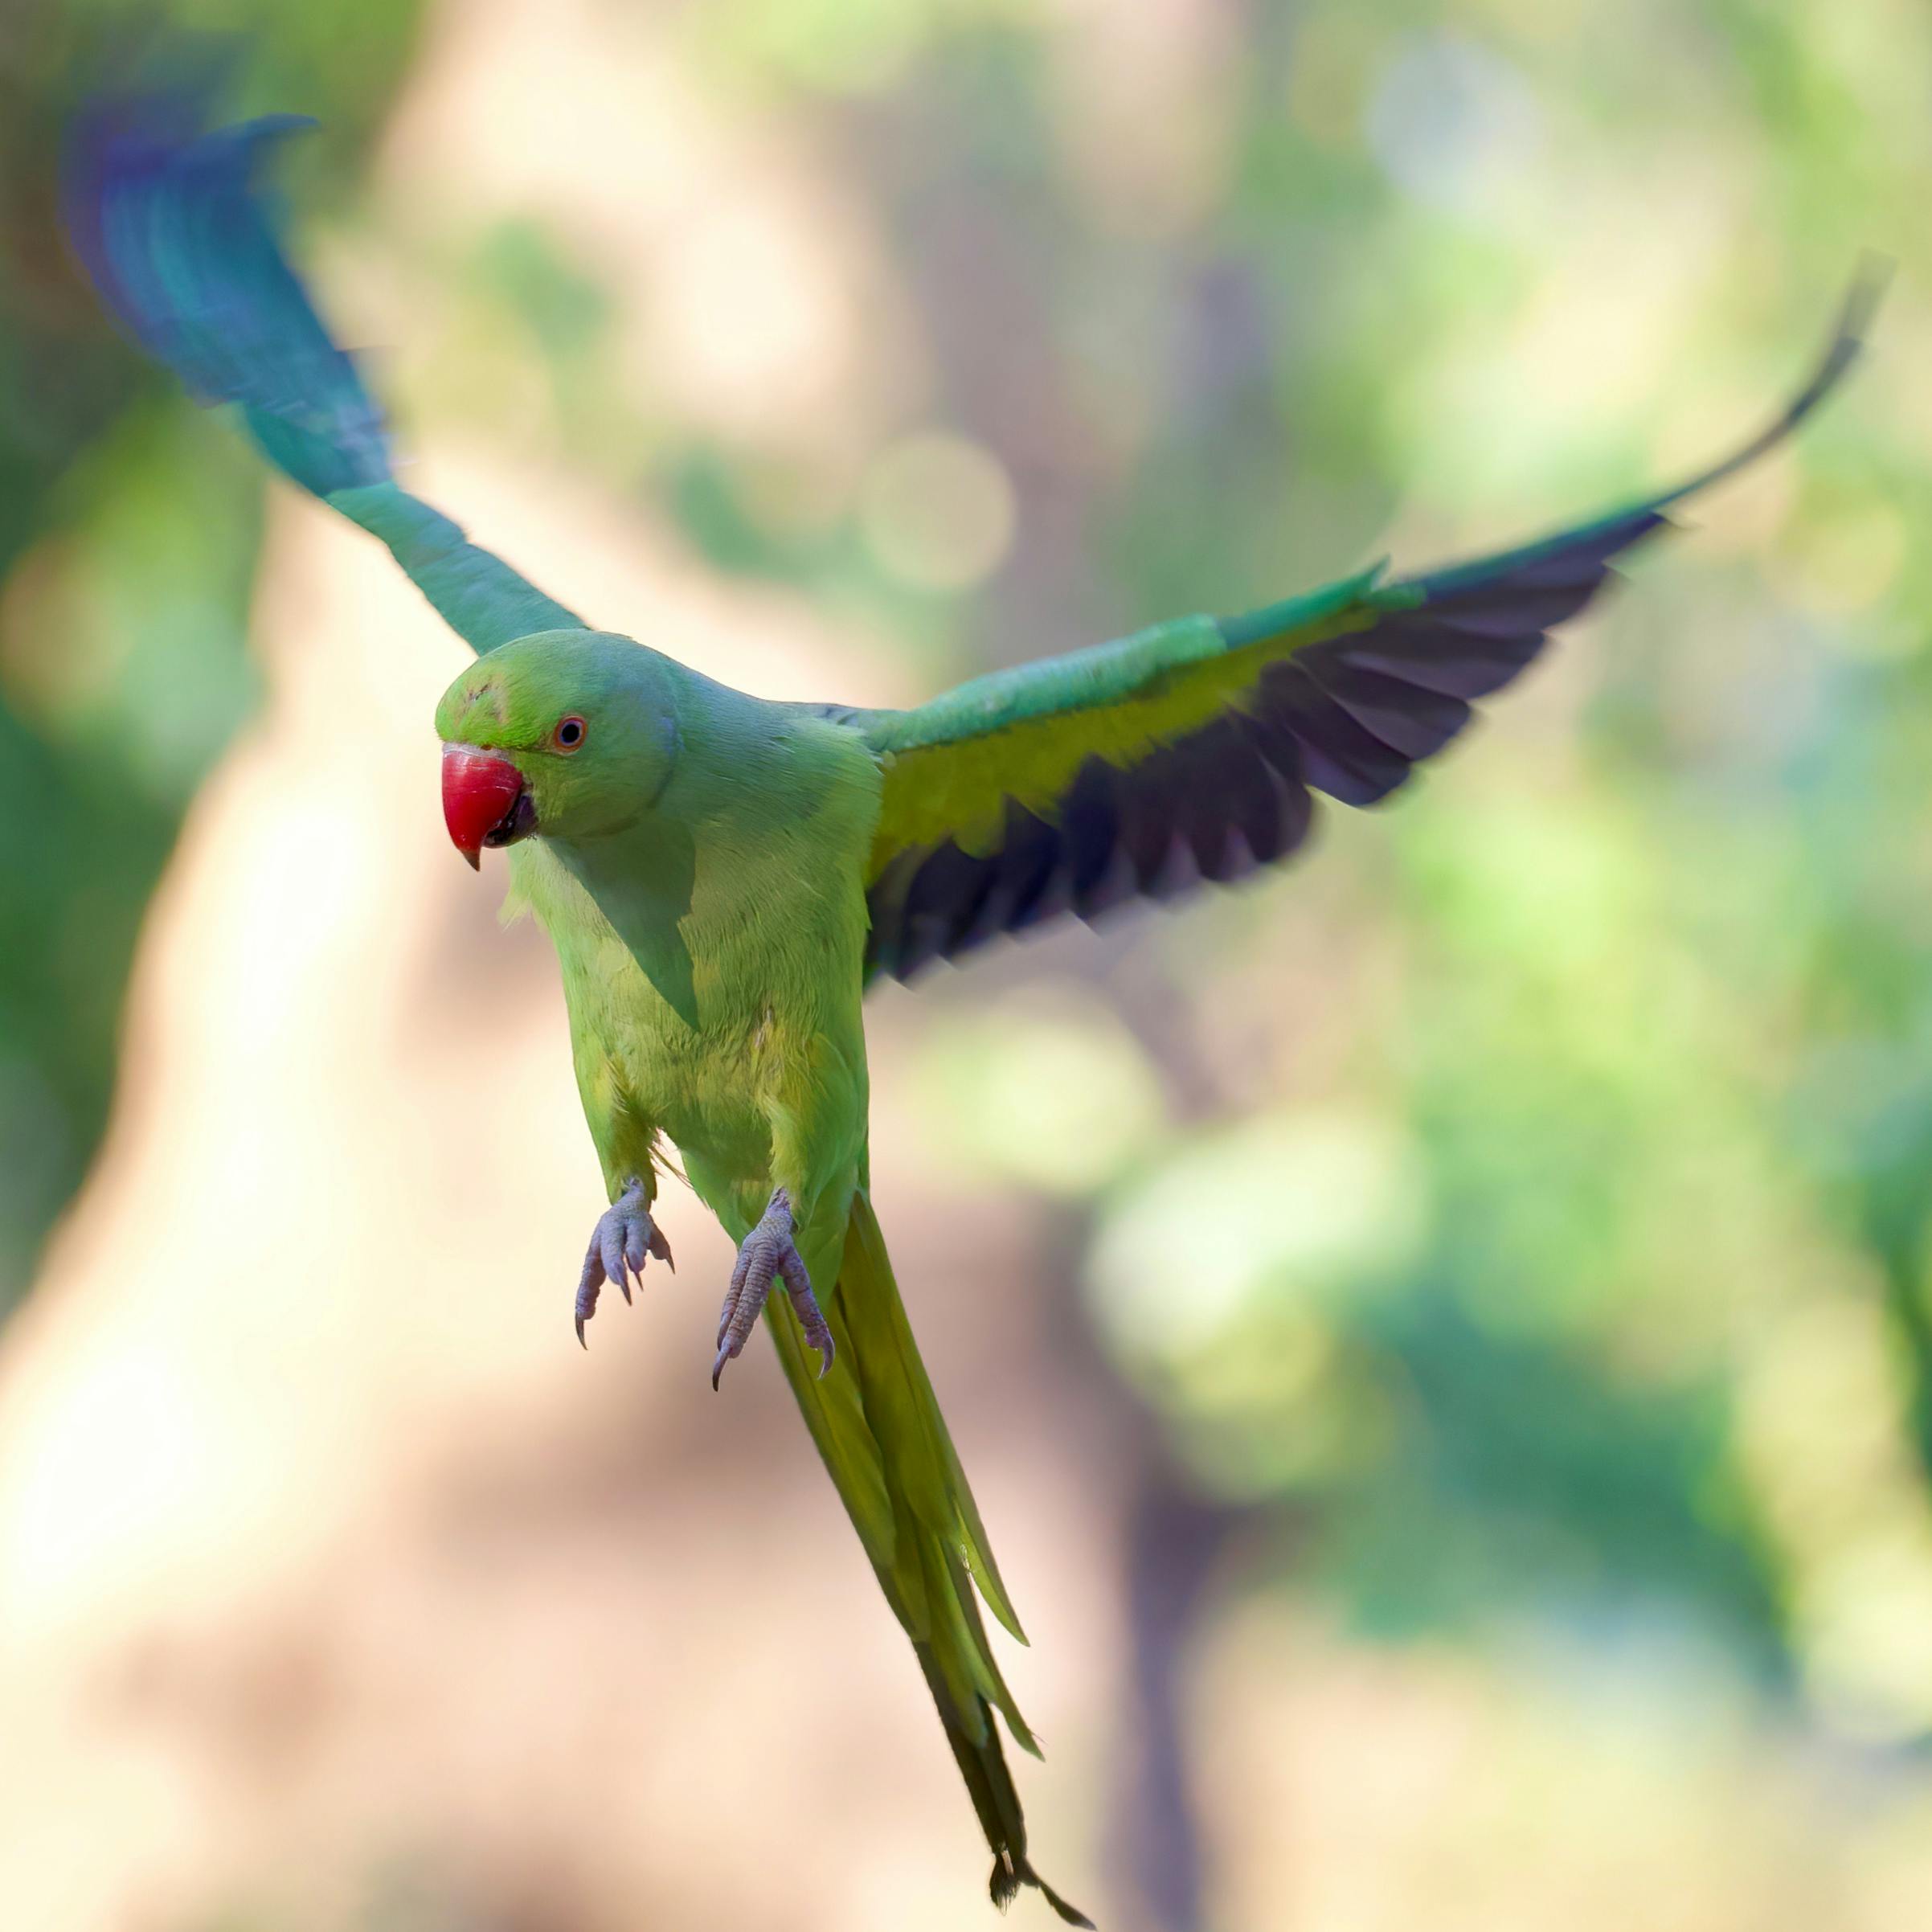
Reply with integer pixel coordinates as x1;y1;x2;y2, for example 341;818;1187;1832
63;98;1874;1925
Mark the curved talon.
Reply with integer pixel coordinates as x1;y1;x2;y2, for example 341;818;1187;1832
712;1187;833;1388
777;1245;835;1378
571;1177;666;1348
600;1218;632;1306
575;1247;604;1348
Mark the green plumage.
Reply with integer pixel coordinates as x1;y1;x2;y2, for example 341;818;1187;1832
65;104;1878;1922
435;632;1087;1918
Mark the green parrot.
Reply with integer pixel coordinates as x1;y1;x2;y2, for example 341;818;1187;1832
66;100;1874;1923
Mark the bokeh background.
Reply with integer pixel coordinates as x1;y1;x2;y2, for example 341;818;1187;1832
2;2;1930;1927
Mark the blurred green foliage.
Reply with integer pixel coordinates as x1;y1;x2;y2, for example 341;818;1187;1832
0;1;425;1300
7;0;1932;1765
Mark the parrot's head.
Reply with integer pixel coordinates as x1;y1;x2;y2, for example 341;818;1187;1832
433;630;682;867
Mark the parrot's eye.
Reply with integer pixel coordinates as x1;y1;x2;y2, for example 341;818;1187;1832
554;715;587;752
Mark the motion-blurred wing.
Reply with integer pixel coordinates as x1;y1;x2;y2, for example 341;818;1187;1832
854;276;1878;984
64;95;586;655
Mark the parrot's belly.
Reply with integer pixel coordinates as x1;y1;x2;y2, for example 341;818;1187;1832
527;841;870;1226
572;947;790;1173
623;1024;780;1183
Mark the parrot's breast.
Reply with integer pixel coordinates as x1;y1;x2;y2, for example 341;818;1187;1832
511;786;874;1221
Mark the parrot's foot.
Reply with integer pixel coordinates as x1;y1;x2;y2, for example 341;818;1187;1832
712;1188;834;1390
575;1177;673;1347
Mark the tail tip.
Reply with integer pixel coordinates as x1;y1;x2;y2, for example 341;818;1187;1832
989;1853;1095;1927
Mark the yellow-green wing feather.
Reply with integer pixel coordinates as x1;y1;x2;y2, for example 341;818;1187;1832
849;274;1877;984
861;571;1385;862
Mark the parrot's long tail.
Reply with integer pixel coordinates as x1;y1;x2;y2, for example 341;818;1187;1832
63;95;583;654
766;1190;1091;1926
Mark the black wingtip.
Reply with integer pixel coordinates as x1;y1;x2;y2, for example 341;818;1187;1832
1652;257;1887;514
1837;250;1893;339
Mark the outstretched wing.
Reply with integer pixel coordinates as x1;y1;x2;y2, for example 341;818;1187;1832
63;93;585;657
853;276;1880;984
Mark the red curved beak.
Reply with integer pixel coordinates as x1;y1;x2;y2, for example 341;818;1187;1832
441;743;529;870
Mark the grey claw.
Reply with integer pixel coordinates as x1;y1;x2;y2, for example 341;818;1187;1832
574;1243;605;1343
712;1189;829;1388
600;1224;629;1305
776;1245;835;1377
572;1180;664;1345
